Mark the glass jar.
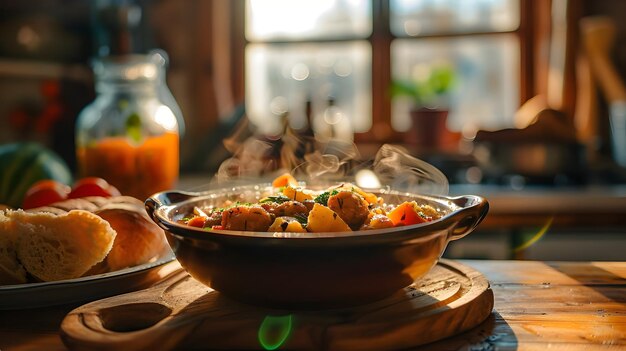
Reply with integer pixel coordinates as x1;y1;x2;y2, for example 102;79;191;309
76;52;182;200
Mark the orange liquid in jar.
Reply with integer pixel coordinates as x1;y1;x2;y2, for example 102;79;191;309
77;132;179;200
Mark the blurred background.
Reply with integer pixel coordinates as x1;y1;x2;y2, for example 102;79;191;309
1;0;625;261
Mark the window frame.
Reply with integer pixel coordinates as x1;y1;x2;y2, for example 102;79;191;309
232;0;539;145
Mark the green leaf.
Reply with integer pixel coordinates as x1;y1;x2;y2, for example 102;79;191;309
313;189;338;206
259;195;290;204
428;66;455;94
293;213;308;226
125;113;142;143
390;64;455;107
390;80;418;97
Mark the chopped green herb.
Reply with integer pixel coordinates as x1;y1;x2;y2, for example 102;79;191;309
294;213;308;226
314;190;339;206
259;194;291;204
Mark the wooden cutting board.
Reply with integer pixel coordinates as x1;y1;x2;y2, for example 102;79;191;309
60;259;493;351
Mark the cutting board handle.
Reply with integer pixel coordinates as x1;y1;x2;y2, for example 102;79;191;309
60;267;208;351
60;260;493;351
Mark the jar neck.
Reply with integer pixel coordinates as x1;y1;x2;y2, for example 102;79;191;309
95;79;159;96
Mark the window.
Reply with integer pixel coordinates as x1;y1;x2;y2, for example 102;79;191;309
246;0;372;41
244;0;523;142
390;0;520;136
390;0;519;35
246;41;371;138
245;0;372;139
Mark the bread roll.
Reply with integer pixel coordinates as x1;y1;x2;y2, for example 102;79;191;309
95;202;169;271
5;210;116;282
0;195;169;284
28;195;169;272
26;196;141;214
0;211;27;284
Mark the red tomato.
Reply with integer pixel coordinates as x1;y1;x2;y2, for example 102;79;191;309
68;177;121;199
22;180;71;209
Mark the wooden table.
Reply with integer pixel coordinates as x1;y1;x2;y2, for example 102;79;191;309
1;260;625;350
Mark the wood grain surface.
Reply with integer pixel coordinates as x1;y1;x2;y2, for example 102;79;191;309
2;260;625;351
60;259;493;351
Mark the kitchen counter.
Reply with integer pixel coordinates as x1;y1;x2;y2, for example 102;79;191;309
2;259;625;350
450;184;626;230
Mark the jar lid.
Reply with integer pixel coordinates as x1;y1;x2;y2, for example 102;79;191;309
93;54;163;83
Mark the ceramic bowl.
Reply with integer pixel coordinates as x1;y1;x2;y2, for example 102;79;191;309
145;184;488;309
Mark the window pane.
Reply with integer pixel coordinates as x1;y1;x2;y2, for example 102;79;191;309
246;41;371;137
391;35;520;133
390;0;520;36
246;0;372;42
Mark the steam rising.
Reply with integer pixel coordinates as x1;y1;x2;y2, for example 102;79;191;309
215;122;448;195
372;144;449;195
292;142;360;183
217;138;277;183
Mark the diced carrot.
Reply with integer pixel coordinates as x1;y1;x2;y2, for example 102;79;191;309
187;216;206;228
272;173;298;188
387;202;427;226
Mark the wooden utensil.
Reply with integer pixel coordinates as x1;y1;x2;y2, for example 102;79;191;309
580;16;626;167
60;259;493;351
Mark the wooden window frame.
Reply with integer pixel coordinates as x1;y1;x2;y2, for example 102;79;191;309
228;0;547;145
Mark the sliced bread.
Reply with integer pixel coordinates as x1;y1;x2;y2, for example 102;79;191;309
5;210;116;282
0;211;27;284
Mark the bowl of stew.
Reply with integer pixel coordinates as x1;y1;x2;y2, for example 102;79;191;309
145;175;488;309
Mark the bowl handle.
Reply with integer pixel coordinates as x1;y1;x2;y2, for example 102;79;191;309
447;195;489;241
145;190;197;224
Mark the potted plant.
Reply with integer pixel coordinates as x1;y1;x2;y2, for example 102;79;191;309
390;64;455;110
390;64;458;150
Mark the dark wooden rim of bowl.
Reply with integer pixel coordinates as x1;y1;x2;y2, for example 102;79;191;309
145;184;489;244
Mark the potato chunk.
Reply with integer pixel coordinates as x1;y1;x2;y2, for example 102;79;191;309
306;203;351;232
268;217;306;233
281;185;315;203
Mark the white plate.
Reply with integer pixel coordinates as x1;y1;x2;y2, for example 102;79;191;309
0;252;177;310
